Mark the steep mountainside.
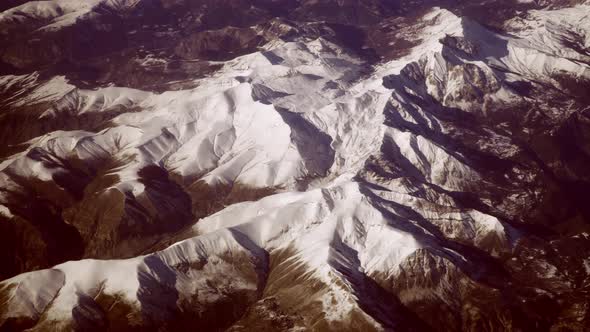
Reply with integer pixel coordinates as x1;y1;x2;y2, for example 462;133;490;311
1;1;590;331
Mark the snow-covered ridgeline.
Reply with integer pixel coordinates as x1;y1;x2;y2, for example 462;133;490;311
1;4;590;329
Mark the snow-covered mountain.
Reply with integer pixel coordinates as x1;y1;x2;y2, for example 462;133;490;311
1;1;589;331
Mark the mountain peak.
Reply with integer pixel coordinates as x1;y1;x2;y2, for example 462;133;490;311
1;1;590;331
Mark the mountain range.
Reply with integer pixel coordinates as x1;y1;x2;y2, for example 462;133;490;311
0;0;589;331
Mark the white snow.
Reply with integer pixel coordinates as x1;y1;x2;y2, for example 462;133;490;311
1;4;589;327
12;75;75;108
0;204;13;218
0;0;144;33
0;0;101;33
1;269;65;320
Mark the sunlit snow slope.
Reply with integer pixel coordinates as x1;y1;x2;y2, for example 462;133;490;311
1;1;590;331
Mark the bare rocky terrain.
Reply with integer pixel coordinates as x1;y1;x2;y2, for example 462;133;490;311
0;0;590;331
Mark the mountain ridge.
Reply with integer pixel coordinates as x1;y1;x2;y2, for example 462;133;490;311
1;1;590;331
